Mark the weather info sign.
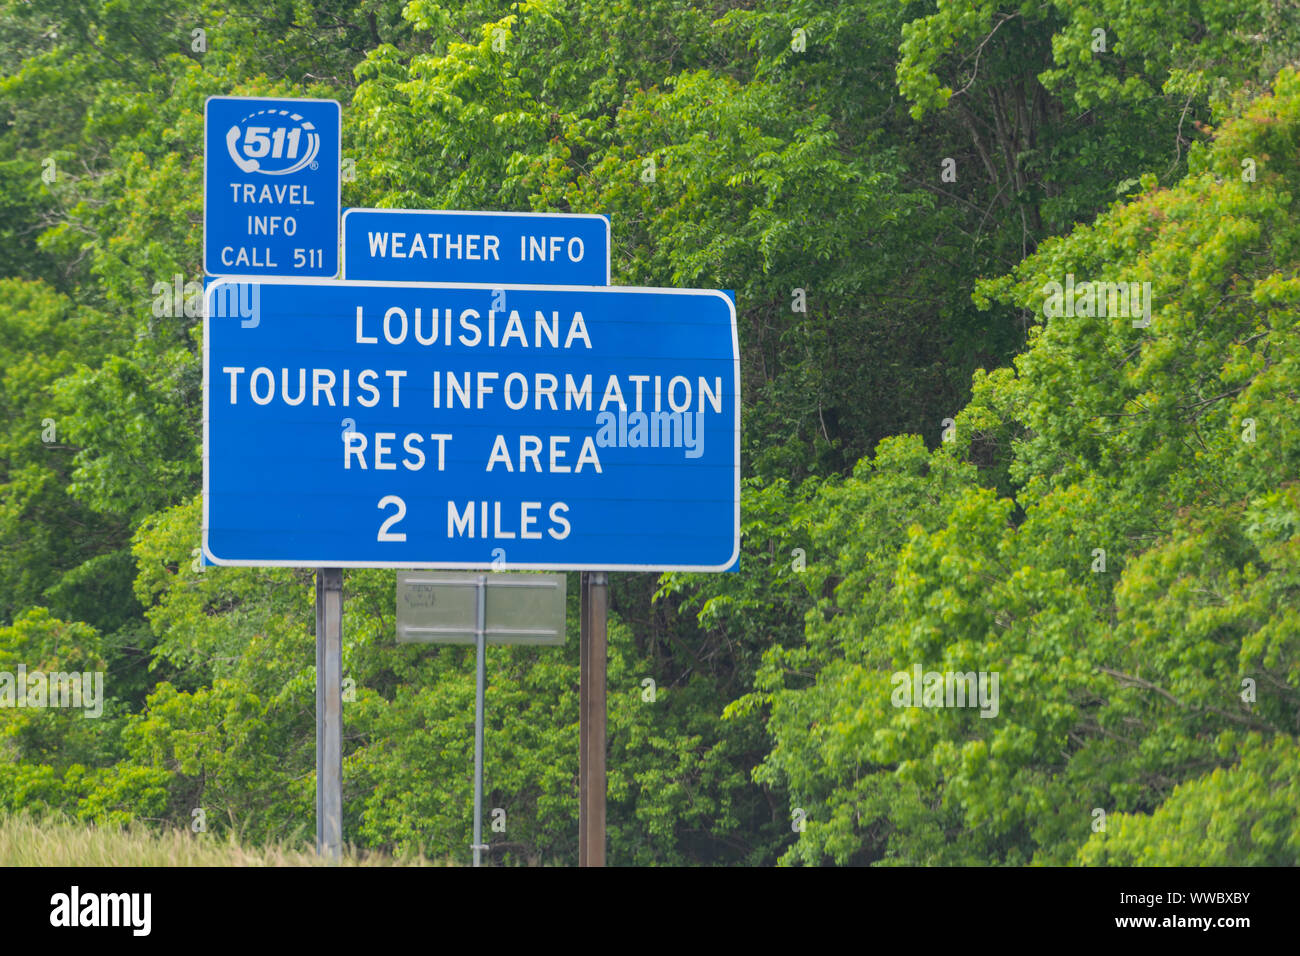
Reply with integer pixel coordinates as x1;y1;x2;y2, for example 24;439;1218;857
204;96;341;278
202;278;739;571
343;209;610;285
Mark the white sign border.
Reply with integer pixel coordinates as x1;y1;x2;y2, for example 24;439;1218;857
202;277;740;572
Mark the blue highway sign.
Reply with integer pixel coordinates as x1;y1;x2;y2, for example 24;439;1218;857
343;209;610;285
203;278;738;570
204;96;341;278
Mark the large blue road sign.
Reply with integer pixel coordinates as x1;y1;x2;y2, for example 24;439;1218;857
343;209;610;285
204;96;341;278
203;278;738;571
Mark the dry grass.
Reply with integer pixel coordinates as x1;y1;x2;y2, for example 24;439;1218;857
0;813;451;866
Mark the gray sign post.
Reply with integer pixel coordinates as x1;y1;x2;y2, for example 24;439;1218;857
398;572;566;865
315;568;343;859
472;574;487;865
579;571;607;866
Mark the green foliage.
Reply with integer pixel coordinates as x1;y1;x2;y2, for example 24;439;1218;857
0;279;129;627
1079;735;1300;866
752;67;1300;865
0;609;112;768
1;0;1297;866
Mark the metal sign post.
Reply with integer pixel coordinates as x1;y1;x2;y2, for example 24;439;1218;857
314;567;343;859
579;571;607;867
472;574;487;867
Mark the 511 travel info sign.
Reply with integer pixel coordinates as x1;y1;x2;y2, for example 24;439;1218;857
204;96;341;278
202;278;739;571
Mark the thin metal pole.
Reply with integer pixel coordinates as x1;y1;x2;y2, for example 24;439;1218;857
578;572;588;865
315;567;343;859
472;573;487;867
578;571;608;866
